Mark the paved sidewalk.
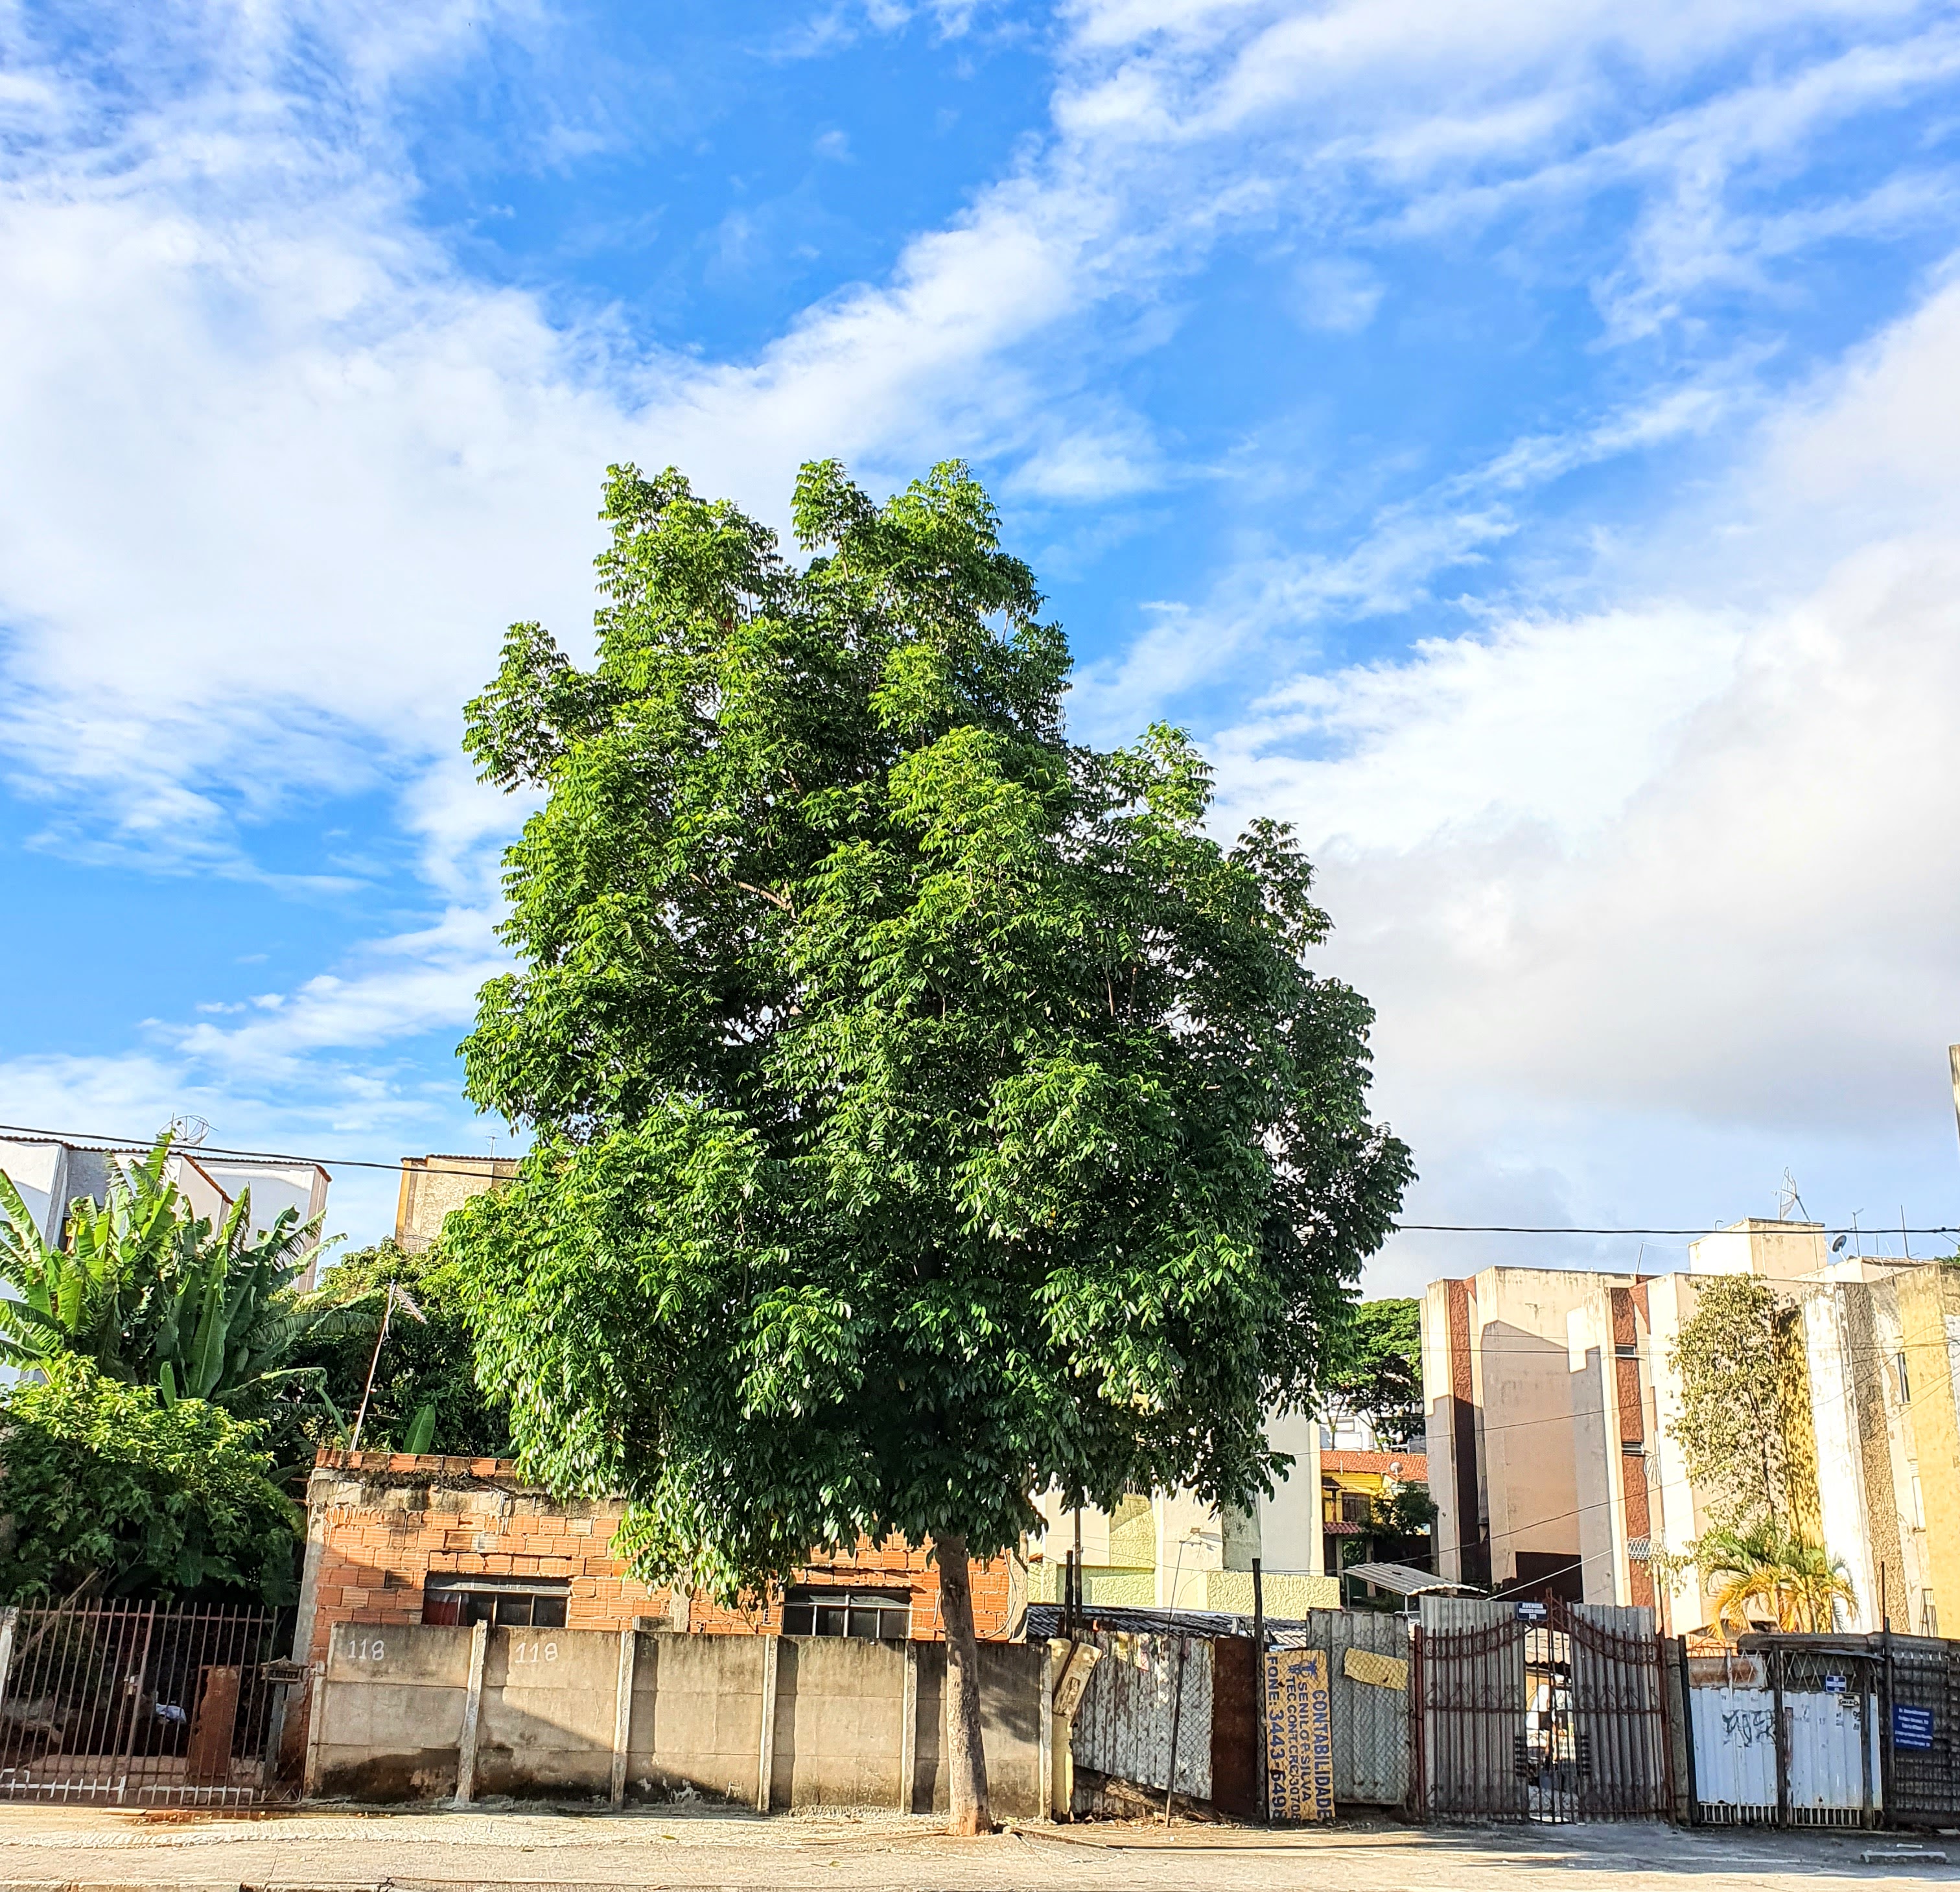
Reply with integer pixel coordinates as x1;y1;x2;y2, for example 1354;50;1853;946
0;1804;1948;1892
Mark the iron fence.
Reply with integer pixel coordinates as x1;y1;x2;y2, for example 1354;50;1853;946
0;1601;295;1805
1884;1635;1960;1830
1685;1632;1960;1830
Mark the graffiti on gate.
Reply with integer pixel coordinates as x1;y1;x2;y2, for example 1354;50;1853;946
1721;1706;1777;1750
1266;1648;1334;1823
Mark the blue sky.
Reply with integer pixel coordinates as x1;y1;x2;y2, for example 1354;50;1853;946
6;0;1960;1281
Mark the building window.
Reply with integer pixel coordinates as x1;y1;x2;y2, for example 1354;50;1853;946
778;1587;911;1640
1896;1352;1911;1403
1922;1596;1939;1638
1324;1489;1375;1526
422;1576;568;1628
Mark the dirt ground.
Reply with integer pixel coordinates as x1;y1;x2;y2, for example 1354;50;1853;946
0;1803;1948;1892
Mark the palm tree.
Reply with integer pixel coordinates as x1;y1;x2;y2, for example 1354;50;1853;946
1698;1522;1856;1633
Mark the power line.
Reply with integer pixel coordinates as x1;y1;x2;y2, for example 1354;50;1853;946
1397;1222;1960;1237
3;1119;1954;1239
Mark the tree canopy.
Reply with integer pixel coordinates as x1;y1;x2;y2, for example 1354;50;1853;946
1666;1272;1819;1532
0;1137;360;1445
291;1241;508;1457
449;458;1411;1825
1322;1296;1423;1446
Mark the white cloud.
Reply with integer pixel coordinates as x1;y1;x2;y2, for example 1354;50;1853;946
1287;256;1383;333
1205;270;1960;1279
5;0;1960;1257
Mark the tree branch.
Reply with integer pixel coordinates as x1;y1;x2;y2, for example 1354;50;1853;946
734;881;795;917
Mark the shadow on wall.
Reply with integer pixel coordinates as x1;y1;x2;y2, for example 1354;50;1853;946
307;1622;1048;1817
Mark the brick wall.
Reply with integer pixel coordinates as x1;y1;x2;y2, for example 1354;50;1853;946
299;1451;1017;1665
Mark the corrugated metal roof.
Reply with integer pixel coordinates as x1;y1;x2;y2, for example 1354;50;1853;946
1343;1561;1482;1597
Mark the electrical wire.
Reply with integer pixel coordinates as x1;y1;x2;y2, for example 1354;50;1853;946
3;1118;1955;1239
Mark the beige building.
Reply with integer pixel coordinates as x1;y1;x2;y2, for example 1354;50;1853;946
1025;1410;1339;1617
1422;1222;1960;1636
393;1152;520;1252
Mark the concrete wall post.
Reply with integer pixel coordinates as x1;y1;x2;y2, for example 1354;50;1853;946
898;1640;918;1813
1038;1639;1054;1822
610;1628;638;1807
454;1619;490;1805
756;1635;780;1814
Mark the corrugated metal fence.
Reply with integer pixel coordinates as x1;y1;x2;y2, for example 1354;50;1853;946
1067;1628;1213;1813
1277;1610;1409;1805
1686;1634;1960;1830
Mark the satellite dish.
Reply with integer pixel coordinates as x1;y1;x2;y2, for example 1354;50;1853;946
1831;1233;1849;1254
168;1115;213;1147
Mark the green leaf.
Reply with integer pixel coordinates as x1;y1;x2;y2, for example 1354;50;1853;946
403;1400;438;1456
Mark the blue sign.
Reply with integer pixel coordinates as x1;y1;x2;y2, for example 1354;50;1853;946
1893;1704;1935;1751
1824;1674;1849;1694
1515;1602;1547;1621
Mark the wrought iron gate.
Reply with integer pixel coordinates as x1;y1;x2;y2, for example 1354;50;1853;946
0;1602;296;1804
1410;1599;1670;1823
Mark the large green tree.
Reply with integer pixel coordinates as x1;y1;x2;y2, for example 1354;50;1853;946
450;458;1412;1830
1322;1296;1423;1446
1667;1272;1817;1532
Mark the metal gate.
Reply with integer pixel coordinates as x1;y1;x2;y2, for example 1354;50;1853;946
1884;1636;1960;1829
0;1602;295;1804
1411;1599;1669;1823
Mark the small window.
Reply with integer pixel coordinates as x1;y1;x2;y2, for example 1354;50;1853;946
423;1576;568;1629
1922;1595;1939;1638
779;1587;911;1640
1896;1353;1912;1403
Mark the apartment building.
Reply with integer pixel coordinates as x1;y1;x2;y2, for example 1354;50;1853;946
0;1132;331;1290
1422;1223;1959;1636
393;1152;520;1252
1024;1409;1340;1617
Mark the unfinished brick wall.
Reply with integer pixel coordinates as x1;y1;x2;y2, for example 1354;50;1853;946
299;1452;1017;1662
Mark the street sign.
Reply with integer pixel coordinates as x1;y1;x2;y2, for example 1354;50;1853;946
1824;1674;1849;1694
1893;1704;1935;1751
1515;1602;1547;1621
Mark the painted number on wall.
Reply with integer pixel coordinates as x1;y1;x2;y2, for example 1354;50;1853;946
511;1640;559;1666
349;1637;388;1662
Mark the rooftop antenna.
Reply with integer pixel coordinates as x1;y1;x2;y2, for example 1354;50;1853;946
169;1115;212;1149
1851;1209;1863;1259
1777;1169;1809;1222
1900;1206;1912;1261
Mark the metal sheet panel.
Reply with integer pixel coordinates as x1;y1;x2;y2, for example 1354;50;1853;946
1689;1686;1777;1812
1785;1692;1868;1812
1299;1609;1410;1806
1068;1631;1212;1801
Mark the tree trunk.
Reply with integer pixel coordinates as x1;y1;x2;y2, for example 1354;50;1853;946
937;1532;992;1835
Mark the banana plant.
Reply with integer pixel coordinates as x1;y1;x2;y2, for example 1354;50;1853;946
0;1136;371;1419
0;1141;181;1374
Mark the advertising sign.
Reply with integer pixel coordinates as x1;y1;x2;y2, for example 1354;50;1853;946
1266;1648;1335;1823
1893;1704;1935;1752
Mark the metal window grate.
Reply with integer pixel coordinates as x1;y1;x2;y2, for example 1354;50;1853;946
422;1577;568;1629
778;1588;911;1641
